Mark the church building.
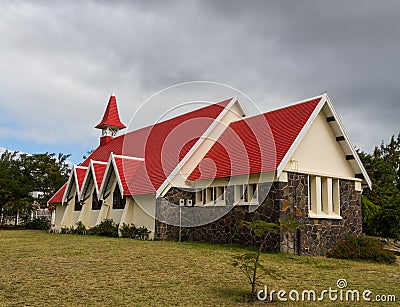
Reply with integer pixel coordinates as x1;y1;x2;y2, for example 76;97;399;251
49;93;371;256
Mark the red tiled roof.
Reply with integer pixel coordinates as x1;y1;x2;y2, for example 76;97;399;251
92;162;107;191
48;166;87;204
113;156;143;196
84;98;231;195
188;97;322;181
48;183;67;204
75;166;88;190
95;95;126;129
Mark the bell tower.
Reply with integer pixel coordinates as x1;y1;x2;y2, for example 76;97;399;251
95;92;126;146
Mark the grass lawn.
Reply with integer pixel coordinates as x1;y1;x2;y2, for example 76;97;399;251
0;230;398;306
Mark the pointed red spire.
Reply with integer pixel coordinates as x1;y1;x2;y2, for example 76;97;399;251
95;93;126;130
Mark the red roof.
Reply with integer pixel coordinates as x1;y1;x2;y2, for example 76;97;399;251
92;162;107;191
188;97;322;181
49;96;323;202
48;166;87;204
113;156;144;196
75;166;88;190
48;183;67;204
95;94;126;129
85;98;231;195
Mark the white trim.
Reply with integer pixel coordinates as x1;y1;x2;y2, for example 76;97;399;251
61;172;74;204
276;94;326;177
80;160;108;201
308;213;342;220
99;153;124;199
263;93;327;115
113;154;144;161
284;169;363;183
276;93;372;189
156;97;246;197
61;165;88;204
324;94;372;188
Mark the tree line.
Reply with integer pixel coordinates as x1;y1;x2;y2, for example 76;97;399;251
0;151;70;224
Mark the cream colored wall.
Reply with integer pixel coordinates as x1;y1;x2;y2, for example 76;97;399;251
120;197;135;225
78;199;90;227
72;211;81;226
60;200;74;227
88;207;100;227
108;207;124;224
132;194;156;238
54;204;66;227
283;111;355;179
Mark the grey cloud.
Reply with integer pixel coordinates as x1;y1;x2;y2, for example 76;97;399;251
0;0;399;162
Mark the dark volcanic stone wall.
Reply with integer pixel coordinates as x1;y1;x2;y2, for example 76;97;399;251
155;173;362;256
294;178;362;256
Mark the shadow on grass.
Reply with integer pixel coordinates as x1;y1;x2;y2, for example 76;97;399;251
212;286;251;303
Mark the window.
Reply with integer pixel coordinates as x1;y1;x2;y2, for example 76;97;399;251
217;186;225;202
239;184;249;202
197;186;226;205
113;184;126;209
91;190;102;210
74;193;82;211
309;176;340;218
249;184;258;203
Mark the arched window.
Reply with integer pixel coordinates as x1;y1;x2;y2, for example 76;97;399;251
113;184;126;209
91;190;102;210
74;193;82;211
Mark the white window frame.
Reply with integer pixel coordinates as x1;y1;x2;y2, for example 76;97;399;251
309;175;341;219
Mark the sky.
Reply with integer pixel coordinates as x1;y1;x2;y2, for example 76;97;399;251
0;0;399;164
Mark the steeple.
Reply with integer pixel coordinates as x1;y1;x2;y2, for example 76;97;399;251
95;93;126;146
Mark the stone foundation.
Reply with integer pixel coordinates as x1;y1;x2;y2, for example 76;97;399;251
155;172;362;256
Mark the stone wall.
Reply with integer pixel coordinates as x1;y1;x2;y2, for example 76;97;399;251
294;178;362;256
155;172;362;256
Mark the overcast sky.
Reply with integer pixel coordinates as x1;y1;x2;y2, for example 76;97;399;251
0;0;399;164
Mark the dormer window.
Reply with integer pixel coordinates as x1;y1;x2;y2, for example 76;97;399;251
91;190;102;210
74;193;82;211
112;184;126;209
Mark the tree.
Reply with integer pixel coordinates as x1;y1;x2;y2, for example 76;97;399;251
0;151;71;224
19;152;71;204
0;151;32;224
358;133;400;239
232;218;301;298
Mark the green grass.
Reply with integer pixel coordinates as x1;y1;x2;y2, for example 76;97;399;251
0;230;398;306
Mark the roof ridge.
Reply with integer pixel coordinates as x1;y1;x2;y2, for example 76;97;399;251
230;94;324;125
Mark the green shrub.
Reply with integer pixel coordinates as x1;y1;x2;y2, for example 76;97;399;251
59;221;87;235
327;235;396;264
88;219;119;237
120;223;151;239
74;221;87;235
25;217;51;230
120;223;137;238
136;226;151;240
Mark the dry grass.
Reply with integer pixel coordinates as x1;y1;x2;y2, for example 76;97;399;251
0;230;398;306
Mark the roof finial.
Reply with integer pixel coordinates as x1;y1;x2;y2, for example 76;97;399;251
111;91;116;97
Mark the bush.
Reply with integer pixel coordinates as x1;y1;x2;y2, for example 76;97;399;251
25;217;51;230
120;223;151;239
59;221;87;235
88;219;119;237
120;223;137;238
327;235;396;264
